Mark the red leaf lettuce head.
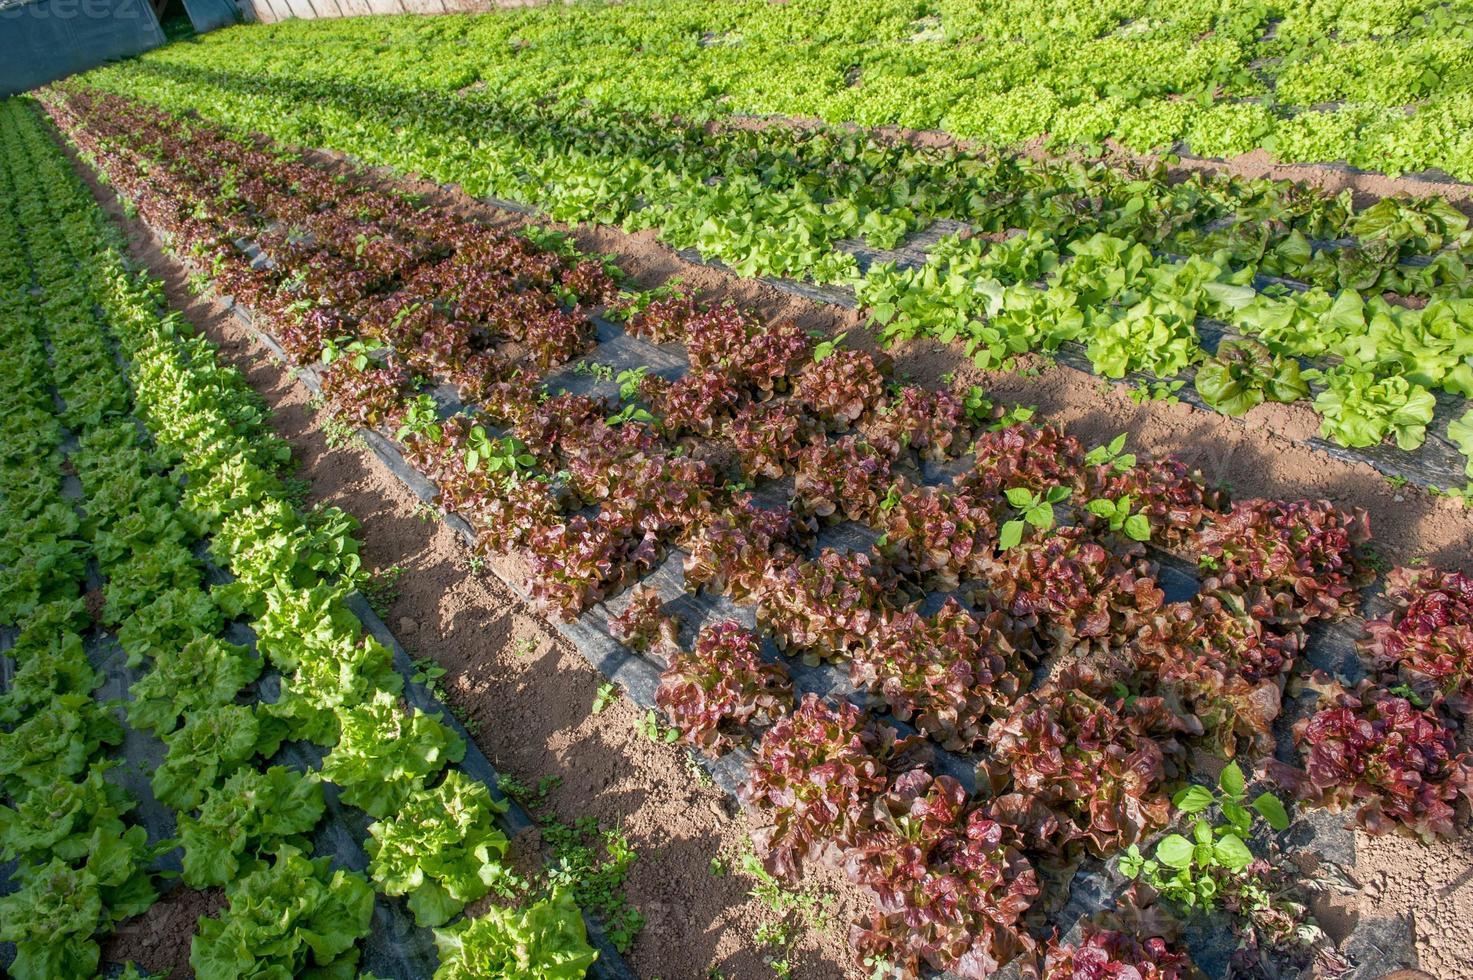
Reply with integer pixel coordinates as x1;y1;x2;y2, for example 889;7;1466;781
1360;565;1473;716
642;368;745;438
1194;499;1372;625
794;436;894;524
740;694;927;878
849;600;1025;751
875;484;997;590
1041;924;1193;980
846;772;1040;979
795;349;891;429
1083;455;1226;547
962;424;1087;501
682;496;813;601
318;358;410;431
1131;591;1303;757
757;549;900;664
726;400;820;481
1269;675;1473;841
861;385;975;461
609;585;680;654
987;528;1163;660
655;621;792;754
980;667;1185;856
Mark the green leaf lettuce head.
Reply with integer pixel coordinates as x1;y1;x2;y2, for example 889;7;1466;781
273;633;405;746
433;888;597;980
1085;306;1199;380
152;704;287;811
0;531;86;624
366;770;511;927
0;763;134;865
1312;366;1436;450
0;630;99;726
0;859;107;980
115;585;222;668
0;825;162;980
128;634;262;735
191;845;374;980
0;692;123;796
178;766;326;889
320;690;466;819
1194;339;1308;417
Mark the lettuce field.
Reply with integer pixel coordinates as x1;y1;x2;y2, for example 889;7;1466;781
2;3;1473;979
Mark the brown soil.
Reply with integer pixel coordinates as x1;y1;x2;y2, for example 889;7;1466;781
62;125;864;980
84;585;105;626
105;886;226;979
1355;830;1473;980
54;112;1473;977
1117;145;1473;213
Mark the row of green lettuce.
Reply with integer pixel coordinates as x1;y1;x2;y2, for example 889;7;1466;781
0;96;164;980
66;33;1473;484
0;95;598;980
105;0;1473;179
857;227;1473;483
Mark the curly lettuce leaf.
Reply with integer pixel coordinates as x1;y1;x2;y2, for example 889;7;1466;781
320;690;466;819
153;704;286;811
192;846;372;980
432;888;597;980
128;635;262;735
179;766;326;888
366;770;511;927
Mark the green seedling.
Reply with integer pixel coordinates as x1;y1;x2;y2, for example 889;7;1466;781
999;485;1070;549
591;682;618;715
1120;761;1290;912
464;428;535;476
1085;495;1152;542
812;331;848;363
1084;432;1136;473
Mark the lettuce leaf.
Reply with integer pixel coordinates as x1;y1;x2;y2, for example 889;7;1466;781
128;635;262;735
0;763;134;865
320;691;466;819
0;692;122;797
179;767;326;888
366;770;510;927
432;888;597;980
191;845;373;980
152;704;287;811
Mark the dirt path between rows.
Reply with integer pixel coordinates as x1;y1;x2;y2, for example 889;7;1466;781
62;139;865;980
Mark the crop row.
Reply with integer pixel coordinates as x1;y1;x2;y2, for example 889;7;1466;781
0;104;164;980
74;2;1473;180
61;52;1473;486
0;97;600;980
47;88;1473;976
